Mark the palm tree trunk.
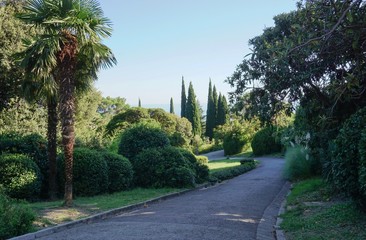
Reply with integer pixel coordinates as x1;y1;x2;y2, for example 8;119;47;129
60;71;76;207
47;98;58;200
58;32;78;207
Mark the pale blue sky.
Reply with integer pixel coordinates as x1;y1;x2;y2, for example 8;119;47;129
95;0;297;108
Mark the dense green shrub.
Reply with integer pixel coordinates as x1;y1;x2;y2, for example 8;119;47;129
196;155;209;165
251;127;281;156
331;107;366;203
283;146;313;181
133;147;195;188
210;162;256;182
58;148;108;196
0;133;48;198
0;133;21;153
0;154;41;200
0;192;35;239
177;148;209;184
118;123;170;161
359;130;366;200
101;152;133;193
223;134;246;156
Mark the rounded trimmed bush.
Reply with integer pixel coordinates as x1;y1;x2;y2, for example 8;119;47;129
0;133;48;198
251;127;281;156
118;123;170;161
195;155;208;165
101;152;134;193
0;154;41;200
133;147;195;188
58;148;108;196
177;148;209;184
223;134;247;156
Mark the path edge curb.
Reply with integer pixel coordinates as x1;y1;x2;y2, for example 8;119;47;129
256;181;291;240
10;183;212;240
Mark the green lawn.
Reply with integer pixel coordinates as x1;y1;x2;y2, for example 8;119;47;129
281;178;366;240
29;188;182;229
207;159;242;173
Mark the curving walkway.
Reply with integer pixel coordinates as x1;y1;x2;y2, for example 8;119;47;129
36;157;287;240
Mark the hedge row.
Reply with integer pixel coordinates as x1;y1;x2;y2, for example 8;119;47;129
58;148;133;197
209;161;257;183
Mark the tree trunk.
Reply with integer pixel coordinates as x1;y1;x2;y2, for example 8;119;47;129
47;98;58;200
60;69;76;207
57;31;77;207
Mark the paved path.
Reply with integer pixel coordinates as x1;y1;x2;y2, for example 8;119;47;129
201;150;226;161
37;157;286;240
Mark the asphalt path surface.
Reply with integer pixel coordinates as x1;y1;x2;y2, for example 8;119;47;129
37;157;286;240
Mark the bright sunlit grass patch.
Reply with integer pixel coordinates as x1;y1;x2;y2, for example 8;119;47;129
207;159;242;173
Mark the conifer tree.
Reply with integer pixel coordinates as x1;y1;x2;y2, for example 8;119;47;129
138;98;141;107
170;97;174;114
186;82;201;136
205;79;215;140
213;85;218;128
180;77;186;118
217;93;229;126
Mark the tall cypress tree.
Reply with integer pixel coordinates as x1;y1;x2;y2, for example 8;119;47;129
170;97;174;114
138;98;141;107
205;79;215;140
186;82;201;136
217;93;229;126
180;76;186;118
213;85;218;128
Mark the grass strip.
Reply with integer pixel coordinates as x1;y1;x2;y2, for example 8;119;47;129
281;178;366;240
29;187;182;229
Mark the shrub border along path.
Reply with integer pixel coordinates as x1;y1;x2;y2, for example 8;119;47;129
11;162;257;240
12;159;289;240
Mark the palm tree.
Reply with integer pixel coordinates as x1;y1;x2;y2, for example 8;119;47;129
21;76;59;200
17;0;116;206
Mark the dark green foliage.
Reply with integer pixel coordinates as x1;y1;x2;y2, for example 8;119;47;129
0;133;49;198
331;107;366;204
169;132;186;147
217;94;228;126
0;1;35;111
240;158;255;164
284;146;313;181
101;151;133;193
133;147;195;188
221;119;258;156
196;155;209;165
0;154;41;200
118;123;170;161
0;192;35;239
58;148;108;196
177;148;209;184
223;134;246;156
251;127;281;156
205;80;215;140
105;107;150;136
359;130;366;200
181;77;187;118
210;162;256;183
186;82;201;136
170;97;174;114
